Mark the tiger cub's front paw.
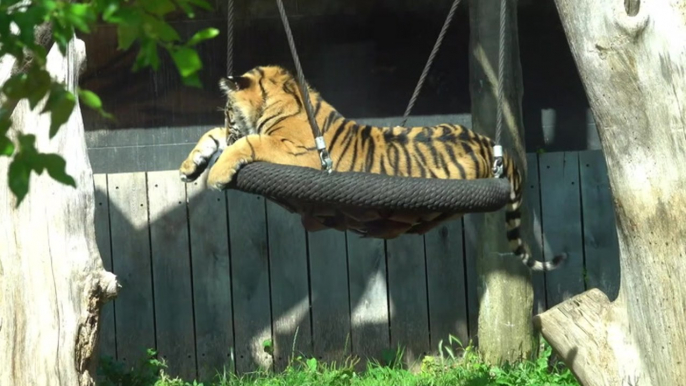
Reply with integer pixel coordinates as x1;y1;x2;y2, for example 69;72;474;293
206;158;249;190
179;156;208;183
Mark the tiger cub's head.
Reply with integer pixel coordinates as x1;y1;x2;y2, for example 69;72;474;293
219;65;311;138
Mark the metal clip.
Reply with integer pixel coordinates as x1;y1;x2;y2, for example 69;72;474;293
315;136;334;173
492;145;504;178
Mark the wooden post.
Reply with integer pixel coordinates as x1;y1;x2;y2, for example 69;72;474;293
0;37;118;385
534;1;686;385
469;0;537;364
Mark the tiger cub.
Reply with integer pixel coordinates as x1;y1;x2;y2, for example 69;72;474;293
179;65;566;271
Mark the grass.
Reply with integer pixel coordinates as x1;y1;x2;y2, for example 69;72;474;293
97;337;579;386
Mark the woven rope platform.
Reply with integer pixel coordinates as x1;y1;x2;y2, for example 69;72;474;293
227;162;511;238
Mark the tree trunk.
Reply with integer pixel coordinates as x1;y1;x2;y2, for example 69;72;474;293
469;0;536;364
0;38;118;385
534;1;686;385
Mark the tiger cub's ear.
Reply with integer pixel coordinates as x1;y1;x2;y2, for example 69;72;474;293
219;76;250;94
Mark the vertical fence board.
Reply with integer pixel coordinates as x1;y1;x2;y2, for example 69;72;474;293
228;191;273;373
347;234;389;364
107;172;155;365
266;202;312;371
386;234;430;363
94;174;116;359
579;150;621;300
424;219;469;349
147;171;196;379
308;229;351;362
462;214;481;344
525;154;547;314
187;179;234;379
539;152;585;307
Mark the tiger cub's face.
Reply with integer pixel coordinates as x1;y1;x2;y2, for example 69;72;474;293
219;65;301;138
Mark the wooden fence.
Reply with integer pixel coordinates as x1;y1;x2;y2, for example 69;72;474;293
93;150;620;380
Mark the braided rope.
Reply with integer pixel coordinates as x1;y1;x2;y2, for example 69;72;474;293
275;0;333;171
226;0;234;76
495;0;507;147
400;0;462;127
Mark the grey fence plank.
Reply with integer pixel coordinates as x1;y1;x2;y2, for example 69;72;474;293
347;234;389;364
579;150;620;300
386;234;430;363
539;152;585;307
227;191;273;373
266;201;312;371
107;172;155;365
187;179;234;379
147;171;196;380
462;213;482;345
307;229;351;363
424;219;469;349
94;174;116;359
525;154;547;314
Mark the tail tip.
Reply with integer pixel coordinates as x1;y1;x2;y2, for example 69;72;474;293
551;252;568;268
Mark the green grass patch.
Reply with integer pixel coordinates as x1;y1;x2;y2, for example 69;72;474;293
98;338;579;386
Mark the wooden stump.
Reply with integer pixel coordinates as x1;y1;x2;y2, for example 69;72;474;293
0;37;118;385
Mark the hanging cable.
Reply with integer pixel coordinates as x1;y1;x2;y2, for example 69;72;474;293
492;0;507;179
399;0;462;128
275;0;333;172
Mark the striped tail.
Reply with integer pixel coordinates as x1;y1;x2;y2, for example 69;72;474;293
505;191;567;272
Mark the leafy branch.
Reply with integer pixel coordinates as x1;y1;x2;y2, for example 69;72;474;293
1;0;219;205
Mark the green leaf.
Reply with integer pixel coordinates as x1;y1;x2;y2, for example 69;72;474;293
0;135;14;156
51;21;72;55
2;74;28;100
181;72;202;88
187;0;213;11
186;27;219;46
170;47;202;77
142;15;180;42
64;3;96;33
141;0;176;16
78;89;102;109
26;68;51;109
8;157;31;206
41;154;76;187
117;24;139;50
306;357;318;372
42;85;76;138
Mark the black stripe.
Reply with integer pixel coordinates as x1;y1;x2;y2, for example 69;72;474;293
349;129;360;172
247;137;257;159
322;111;339;133
515;245;526;256
401;144;413;176
506;228;520;240
505;210;521;222
461;142;480;177
361;126;376;172
443;144;464;178
379;153;388;174
327;120;348;152
413;154;427;178
337;125;356;164
388;144;400;174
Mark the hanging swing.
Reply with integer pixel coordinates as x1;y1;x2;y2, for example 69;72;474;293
218;0;512;238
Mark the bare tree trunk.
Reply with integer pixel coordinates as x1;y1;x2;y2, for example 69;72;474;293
0;38;118;385
469;0;536;364
534;1;686;385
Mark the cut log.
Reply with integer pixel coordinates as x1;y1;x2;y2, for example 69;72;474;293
535;1;686;385
0;37;118;385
